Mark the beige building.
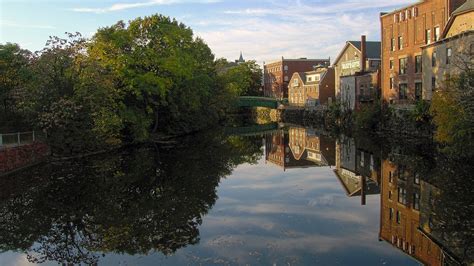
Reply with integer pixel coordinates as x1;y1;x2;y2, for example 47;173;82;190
288;67;335;107
422;1;474;100
333;36;381;99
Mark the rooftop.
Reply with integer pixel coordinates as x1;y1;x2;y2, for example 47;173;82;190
452;0;474;16
348;41;382;59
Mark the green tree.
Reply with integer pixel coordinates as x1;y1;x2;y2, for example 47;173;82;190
89;15;222;138
217;59;263;97
0;43;31;113
430;70;473;148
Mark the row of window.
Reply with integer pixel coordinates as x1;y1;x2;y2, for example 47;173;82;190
265;65;289;73
393;7;419;23
390;236;416;255
388;170;421;184
395;187;421;210
389;48;452;76
389;26;440;51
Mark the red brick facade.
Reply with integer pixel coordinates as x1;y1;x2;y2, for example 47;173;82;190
264;59;330;99
380;0;466;105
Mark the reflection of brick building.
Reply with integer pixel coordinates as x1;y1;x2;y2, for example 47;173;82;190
265;128;336;170
263;58;330;99
380;0;466;106
379;159;444;265
289;127;336;167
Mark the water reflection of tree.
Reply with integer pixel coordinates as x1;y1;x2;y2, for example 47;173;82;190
424;150;474;265
0;131;263;264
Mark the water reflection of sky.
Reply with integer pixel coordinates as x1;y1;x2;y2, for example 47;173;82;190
1;157;417;266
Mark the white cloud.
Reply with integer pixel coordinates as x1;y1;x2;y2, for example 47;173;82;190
72;0;221;14
195;0;413;64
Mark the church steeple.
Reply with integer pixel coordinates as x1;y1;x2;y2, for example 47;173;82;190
238;51;244;63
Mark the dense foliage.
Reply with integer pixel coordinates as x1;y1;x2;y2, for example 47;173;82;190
1;15;262;154
216;58;263;97
431;70;474;150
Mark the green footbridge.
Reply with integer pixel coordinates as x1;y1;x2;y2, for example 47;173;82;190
237;96;280;109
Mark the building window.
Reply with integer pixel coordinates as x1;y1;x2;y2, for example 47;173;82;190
413;7;418;17
398;36;403;50
414;173;420;184
399;58;408;75
389;190;393;200
284;76;289;82
293;78;298;86
391;38;395;51
284;65;288;71
389;208;394;220
434;26;440;41
406;9;412;19
399;83;408;100
390;77;394;90
432;52;437;67
398;187;407;205
396;211;402;224
446;48;452;64
415;82;422;100
426;29;431;44
415;55;422;73
432;77;436;91
413;192;420;210
389;171;393;182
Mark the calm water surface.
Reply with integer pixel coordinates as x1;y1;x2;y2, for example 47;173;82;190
0;125;472;265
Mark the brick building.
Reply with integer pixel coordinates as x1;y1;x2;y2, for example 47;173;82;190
263;58;330;99
380;0;467;106
288;67;335;107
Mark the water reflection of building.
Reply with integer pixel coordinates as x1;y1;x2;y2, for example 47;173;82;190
265;128;335;170
334;136;381;205
379;158;444;266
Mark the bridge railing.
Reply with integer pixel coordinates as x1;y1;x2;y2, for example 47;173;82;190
0;131;41;149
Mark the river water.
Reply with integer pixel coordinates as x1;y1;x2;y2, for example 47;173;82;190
0;125;472;265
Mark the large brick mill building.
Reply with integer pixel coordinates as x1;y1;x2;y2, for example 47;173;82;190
380;0;467;106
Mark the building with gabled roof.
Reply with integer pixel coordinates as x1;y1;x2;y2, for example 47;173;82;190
333;36;381;99
288;66;335;107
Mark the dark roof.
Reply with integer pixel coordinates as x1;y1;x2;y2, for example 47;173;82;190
452;0;474;16
348;41;381;59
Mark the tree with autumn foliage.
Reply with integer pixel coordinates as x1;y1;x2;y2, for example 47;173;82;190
430;68;473;151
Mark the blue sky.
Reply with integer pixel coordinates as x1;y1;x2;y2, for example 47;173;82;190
0;0;414;63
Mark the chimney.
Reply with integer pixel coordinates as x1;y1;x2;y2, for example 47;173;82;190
360;35;367;73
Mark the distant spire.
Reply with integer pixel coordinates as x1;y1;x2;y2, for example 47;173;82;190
239;51;244;62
